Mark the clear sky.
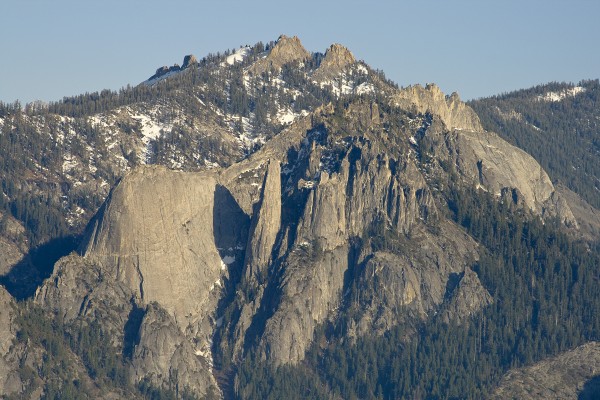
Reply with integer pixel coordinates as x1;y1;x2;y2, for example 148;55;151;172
2;0;599;104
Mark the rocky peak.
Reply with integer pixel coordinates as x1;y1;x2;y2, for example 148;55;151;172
321;43;355;70
270;35;310;63
148;54;198;81
182;54;198;69
250;34;310;75
313;43;356;80
394;83;483;131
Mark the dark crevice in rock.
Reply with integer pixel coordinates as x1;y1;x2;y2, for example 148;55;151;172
476;160;484;186
211;185;249;370
345;146;362;199
444;271;464;301
0;234;79;300
335;237;367;334
123;300;146;359
213;185;250;258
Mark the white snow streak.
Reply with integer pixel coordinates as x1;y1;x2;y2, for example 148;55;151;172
537;86;585;102
225;46;251;65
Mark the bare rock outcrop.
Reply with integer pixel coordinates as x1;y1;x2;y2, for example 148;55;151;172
35;253;134;347
490;341;600;399
0;286;21;397
82;166;224;340
450;129;576;225
0;238;25;277
312;43;356;81
50;166;231;395
148;55;198;81
182;54;198;69
36;252;220;396
349;221;481;337
258;243;350;364
0;212;28;276
243;160;281;282
251;115;456;365
438;267;492;325
130;303;219;398
556;184;600;239
250;35;310;75
390;81;574;225
417;114;576;226
395;83;483;131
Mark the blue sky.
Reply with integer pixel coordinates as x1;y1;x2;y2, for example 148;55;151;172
2;0;599;104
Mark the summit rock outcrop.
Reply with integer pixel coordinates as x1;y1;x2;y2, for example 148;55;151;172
394;83;483;131
182;54;198;68
148;54;198;81
312;43;356;81
250;35;310;75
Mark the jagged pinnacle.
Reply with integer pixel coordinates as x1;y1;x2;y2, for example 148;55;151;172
250;34;310;75
313;43;356;81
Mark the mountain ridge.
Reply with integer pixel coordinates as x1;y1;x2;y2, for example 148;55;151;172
0;36;598;399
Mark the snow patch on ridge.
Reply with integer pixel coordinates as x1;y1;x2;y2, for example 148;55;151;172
130;113;172;142
225;46;251;65
145;69;182;86
318;66;375;97
355;82;375;95
537;86;585;102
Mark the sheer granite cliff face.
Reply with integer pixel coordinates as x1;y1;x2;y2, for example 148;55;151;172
61;169;226;395
243;160;281;283
82;167;224;338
